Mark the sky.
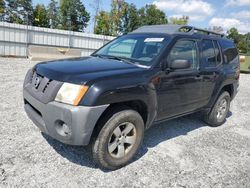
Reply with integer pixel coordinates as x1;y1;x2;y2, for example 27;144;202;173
33;0;250;34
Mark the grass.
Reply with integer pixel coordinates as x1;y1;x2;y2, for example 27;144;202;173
240;55;250;73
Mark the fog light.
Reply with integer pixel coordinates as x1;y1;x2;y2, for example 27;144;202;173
55;120;72;137
62;123;71;135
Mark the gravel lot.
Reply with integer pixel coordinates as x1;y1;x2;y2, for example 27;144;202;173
0;58;250;188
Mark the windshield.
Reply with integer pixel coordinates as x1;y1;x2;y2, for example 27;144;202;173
93;34;170;67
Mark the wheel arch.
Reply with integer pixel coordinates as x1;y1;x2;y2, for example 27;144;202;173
221;84;234;98
89;100;148;142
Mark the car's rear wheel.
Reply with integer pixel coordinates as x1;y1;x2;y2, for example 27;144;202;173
203;91;231;127
92;107;144;170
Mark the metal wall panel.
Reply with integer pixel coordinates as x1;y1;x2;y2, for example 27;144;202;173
0;22;115;57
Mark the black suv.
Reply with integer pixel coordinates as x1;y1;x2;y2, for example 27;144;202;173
23;25;240;170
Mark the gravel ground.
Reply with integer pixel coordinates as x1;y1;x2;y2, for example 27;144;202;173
0;58;250;188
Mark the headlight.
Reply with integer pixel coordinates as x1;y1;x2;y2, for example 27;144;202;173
55;83;88;106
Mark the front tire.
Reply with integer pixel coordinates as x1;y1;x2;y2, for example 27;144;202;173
92;107;144;170
203;91;231;127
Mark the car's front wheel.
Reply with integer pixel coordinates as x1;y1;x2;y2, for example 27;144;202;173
203;91;231;127
92;107;144;170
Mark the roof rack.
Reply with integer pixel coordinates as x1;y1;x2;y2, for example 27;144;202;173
132;25;225;38
180;26;225;38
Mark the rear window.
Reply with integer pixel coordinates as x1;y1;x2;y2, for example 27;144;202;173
219;40;238;64
201;39;217;67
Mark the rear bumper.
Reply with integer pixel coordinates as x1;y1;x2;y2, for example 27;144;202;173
23;90;108;146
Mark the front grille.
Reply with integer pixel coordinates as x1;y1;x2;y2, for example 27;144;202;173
31;71;49;92
24;70;63;104
43;80;52;93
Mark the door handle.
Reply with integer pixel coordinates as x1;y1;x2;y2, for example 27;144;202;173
194;75;203;80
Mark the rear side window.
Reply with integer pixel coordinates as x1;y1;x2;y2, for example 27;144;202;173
168;40;198;69
213;41;222;65
201;39;216;67
219;40;238;64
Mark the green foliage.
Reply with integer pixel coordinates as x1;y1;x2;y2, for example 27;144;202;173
5;0;22;24
109;0;127;35
59;0;90;31
0;0;5;14
94;1;168;36
3;0;90;31
0;0;5;21
5;0;33;24
33;4;49;27
169;16;189;25
227;28;241;44
122;3;139;33
47;0;59;29
227;28;250;54
138;4;168;26
94;11;111;35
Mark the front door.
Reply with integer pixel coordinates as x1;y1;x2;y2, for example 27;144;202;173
156;39;204;120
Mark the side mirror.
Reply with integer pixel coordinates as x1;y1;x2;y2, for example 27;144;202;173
170;59;191;69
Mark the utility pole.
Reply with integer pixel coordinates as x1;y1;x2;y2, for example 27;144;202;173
93;0;100;31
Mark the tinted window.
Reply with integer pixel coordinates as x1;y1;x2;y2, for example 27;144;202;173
219;40;238;63
95;34;170;66
168;40;198;69
202;39;216;67
213;41;222;65
107;39;137;58
141;42;163;57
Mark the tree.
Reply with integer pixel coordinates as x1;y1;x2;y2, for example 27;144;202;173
227;28;250;54
110;0;127;35
18;0;33;25
122;3;139;33
5;0;22;24
5;0;33;25
245;33;250;54
0;0;5;21
138;4;168;26
169;16;189;25
238;40;248;53
33;4;49;27
94;11;111;35
227;28;241;44
94;2;168;36
47;0;59;29
59;0;90;32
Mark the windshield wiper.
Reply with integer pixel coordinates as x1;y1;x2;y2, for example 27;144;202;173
92;54;135;65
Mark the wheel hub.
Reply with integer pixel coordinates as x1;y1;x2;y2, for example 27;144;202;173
216;98;228;121
108;122;136;159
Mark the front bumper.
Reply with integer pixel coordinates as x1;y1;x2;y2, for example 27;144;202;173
23;89;108;146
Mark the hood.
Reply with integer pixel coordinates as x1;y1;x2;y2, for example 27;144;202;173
35;56;144;84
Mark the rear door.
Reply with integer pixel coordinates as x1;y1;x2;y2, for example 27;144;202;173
199;39;223;105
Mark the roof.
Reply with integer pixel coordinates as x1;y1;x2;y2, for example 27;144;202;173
131;25;225;38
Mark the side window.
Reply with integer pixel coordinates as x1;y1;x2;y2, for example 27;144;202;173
202;39;216;67
213;41;222;65
168;40;198;69
107;39;137;58
141;42;163;57
219;40;238;64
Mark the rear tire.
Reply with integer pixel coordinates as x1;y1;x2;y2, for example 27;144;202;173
203;91;231;127
92;107;144;170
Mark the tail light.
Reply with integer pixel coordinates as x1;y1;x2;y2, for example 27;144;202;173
235;67;240;80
